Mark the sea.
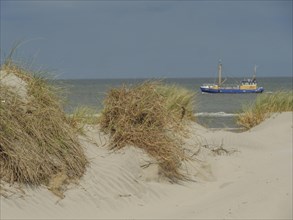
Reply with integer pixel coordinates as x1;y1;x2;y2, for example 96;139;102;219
55;77;292;129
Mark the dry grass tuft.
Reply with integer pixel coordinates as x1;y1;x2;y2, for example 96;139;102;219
236;91;293;129
0;60;87;196
157;84;196;121
99;81;195;181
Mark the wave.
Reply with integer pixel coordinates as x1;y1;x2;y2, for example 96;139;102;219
195;112;237;117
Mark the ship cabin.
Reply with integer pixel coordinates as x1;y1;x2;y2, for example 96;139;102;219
240;77;257;90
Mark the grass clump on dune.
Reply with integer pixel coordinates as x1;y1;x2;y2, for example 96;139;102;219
99;81;195;181
157;84;195;121
0;60;87;197
236;91;293;129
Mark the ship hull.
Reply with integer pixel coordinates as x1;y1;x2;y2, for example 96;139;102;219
200;87;264;94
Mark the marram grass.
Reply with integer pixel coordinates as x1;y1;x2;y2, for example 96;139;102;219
0;61;87;197
99;81;196;182
236;91;293;129
156;84;196;121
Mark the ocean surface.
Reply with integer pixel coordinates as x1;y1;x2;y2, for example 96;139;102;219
55;77;292;128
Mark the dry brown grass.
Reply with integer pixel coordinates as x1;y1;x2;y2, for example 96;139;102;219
99;81;195;181
156;84;196;121
0;60;87;196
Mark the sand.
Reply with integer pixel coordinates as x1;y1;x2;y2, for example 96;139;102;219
1;111;292;219
0;70;29;103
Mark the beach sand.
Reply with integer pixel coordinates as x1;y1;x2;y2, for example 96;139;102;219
1;112;292;219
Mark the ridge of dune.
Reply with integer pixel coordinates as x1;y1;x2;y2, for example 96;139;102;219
248;112;293;147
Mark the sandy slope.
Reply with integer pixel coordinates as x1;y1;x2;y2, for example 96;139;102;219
1;112;292;219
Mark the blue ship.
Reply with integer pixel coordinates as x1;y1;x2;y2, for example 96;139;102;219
200;61;264;94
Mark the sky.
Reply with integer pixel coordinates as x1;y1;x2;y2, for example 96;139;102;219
1;0;292;79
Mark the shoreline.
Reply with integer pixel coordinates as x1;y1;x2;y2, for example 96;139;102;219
66;112;243;129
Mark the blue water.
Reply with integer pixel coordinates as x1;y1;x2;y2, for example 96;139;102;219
54;77;292;128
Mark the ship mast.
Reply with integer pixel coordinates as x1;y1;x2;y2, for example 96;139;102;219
252;65;257;82
218;59;222;86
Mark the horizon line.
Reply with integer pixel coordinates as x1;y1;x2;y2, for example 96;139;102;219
56;75;293;80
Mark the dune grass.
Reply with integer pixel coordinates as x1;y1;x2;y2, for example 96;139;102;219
0;59;87;197
156;84;196;121
236;91;293;129
99;81;195;182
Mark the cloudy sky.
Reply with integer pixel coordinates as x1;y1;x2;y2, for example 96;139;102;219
1;0;292;79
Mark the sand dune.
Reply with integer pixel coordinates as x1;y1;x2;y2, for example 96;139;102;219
1;112;292;219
